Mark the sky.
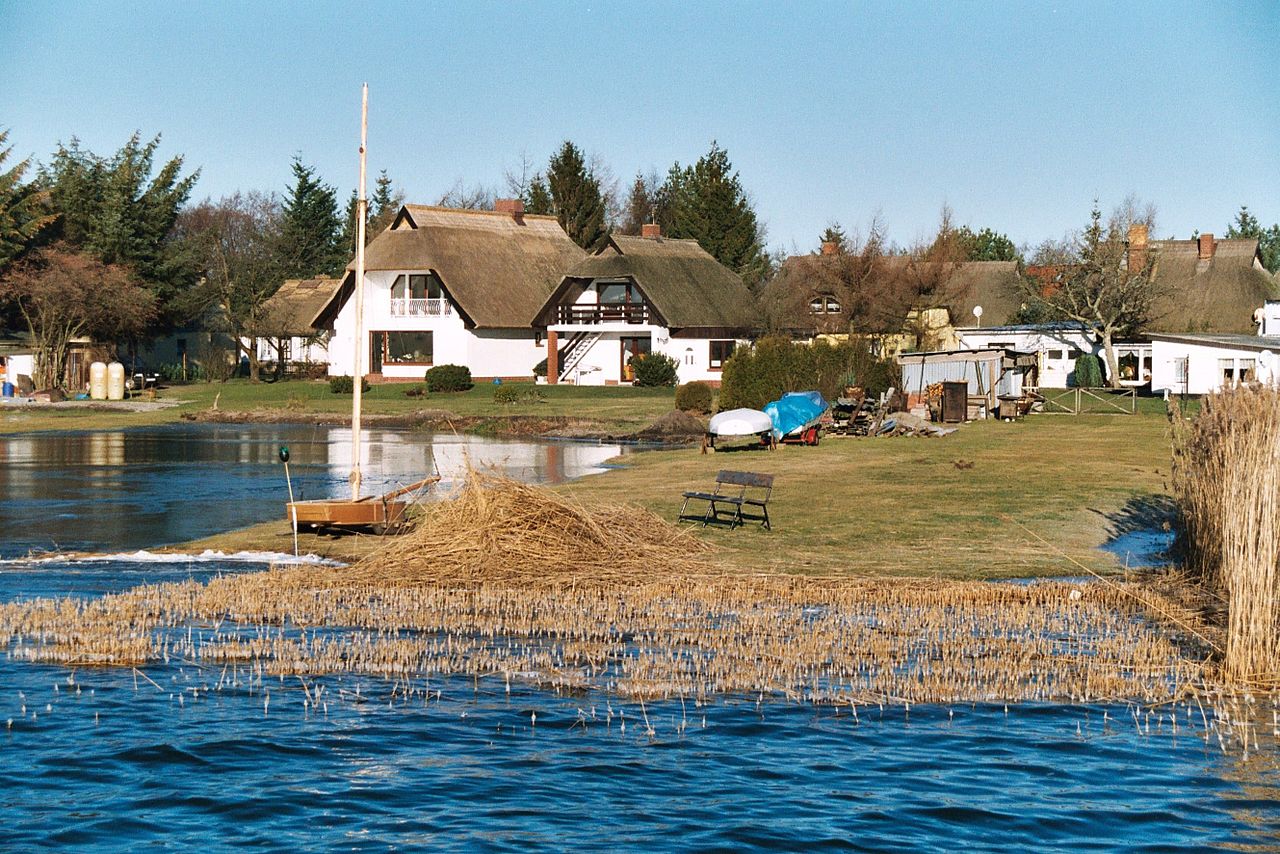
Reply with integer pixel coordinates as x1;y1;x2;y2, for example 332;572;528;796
2;0;1277;256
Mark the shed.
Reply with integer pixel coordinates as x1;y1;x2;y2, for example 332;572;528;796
896;348;1037;418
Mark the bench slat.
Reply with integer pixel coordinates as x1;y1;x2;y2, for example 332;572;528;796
716;470;773;489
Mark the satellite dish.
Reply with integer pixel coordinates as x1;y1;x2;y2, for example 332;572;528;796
973;305;983;318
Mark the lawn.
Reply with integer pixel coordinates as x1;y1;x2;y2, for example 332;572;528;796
176;399;1177;581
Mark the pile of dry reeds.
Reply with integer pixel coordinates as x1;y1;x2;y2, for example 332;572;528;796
343;469;718;585
1171;386;1280;685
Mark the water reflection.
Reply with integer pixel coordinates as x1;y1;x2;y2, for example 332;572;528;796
0;424;626;557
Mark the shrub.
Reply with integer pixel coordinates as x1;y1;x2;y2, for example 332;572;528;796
1072;354;1104;388
425;364;473;393
533;357;548;378
675;381;713;414
493;385;520;405
403;384;427;398
718;336;899;410
329;375;370;394
630;352;679;387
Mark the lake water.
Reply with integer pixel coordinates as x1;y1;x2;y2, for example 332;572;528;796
1;426;1278;850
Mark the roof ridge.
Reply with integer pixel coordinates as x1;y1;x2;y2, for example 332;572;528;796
402;204;560;222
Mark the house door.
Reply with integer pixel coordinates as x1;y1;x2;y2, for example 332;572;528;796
620;336;650;382
369;332;383;374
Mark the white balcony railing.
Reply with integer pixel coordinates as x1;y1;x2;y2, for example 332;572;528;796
390;298;451;318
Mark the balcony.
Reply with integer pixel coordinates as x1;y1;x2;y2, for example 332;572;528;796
555;303;650;325
390;298;451;318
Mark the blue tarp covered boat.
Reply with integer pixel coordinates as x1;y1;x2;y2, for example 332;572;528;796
763;391;828;443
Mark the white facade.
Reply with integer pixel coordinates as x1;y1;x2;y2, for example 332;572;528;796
1151;334;1280;395
549;286;741;385
244;334;330;368
955;324;1152;388
328;271;544;380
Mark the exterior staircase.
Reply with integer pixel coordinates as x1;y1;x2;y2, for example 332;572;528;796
557;332;601;383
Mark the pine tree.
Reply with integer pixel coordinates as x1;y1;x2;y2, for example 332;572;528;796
279;157;345;278
818;224;847;253
369;170;403;235
42;132;200;331
0;129;55;271
525;174;553;215
1227;205;1280;273
664;142;768;284
620;173;654;235
546;142;607;251
336;190;358;260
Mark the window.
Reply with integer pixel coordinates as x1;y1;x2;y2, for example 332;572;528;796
598;282;640;304
1047;349;1064;361
1068;348;1083;360
1219;357;1236;386
391;275;406;300
1240;359;1257;382
374;331;433;366
685;347;695;366
709;340;736;370
808;295;841;314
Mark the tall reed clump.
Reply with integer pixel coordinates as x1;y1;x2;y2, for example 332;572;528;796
1171;386;1280;685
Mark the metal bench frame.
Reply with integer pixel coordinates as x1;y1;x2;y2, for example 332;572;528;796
679;470;773;530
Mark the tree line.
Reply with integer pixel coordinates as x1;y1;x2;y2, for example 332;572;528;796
1;124;1277;389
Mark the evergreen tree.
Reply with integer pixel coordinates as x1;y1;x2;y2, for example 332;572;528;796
955;225;1020;262
1226;205;1280;273
279;157;345;278
42;132;200;331
619;174;651;235
663;142;768;284
818;224;848;253
0;129;55;272
369;170;404;235
546;142;607;251
336;190;358;261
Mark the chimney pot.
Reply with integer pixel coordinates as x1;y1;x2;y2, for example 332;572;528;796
495;198;525;216
1128;224;1148;247
1199;232;1216;260
641;223;661;239
1127;224;1149;272
821;241;839;256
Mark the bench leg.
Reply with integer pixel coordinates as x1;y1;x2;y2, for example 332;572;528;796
761;505;771;531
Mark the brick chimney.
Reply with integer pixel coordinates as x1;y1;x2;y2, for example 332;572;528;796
821;241;839;256
1127;224;1148;271
641;222;661;239
494;198;525;216
1198;232;1216;260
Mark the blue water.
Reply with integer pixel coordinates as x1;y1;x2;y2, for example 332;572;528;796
1;431;1279;850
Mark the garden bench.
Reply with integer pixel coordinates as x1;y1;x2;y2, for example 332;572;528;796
679;470;773;530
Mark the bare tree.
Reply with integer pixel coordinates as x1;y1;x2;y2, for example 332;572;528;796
436;180;494;210
1022;203;1160;386
0;244;155;388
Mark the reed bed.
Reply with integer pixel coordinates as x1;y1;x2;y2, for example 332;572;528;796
1171;387;1280;686
0;473;1216;707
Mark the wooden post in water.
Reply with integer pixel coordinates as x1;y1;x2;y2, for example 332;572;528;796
350;83;369;502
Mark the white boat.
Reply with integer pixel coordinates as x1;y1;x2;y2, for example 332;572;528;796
709;408;774;437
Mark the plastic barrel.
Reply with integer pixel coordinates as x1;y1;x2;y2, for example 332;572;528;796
89;362;108;400
107;362;126;400
2;382;13;398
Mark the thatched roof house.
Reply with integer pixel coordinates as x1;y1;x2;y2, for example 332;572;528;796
264;277;342;335
1140;231;1279;334
315;203;584;330
535;231;759;334
759;248;1025;337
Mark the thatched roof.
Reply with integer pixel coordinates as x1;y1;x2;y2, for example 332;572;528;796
257;277;341;335
316;205;584;329
538;234;758;331
1147;238;1278;334
759;254;1025;334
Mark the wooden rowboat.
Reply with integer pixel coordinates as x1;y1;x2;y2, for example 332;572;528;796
286;475;439;533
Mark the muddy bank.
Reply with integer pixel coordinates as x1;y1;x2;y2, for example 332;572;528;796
182;407;703;444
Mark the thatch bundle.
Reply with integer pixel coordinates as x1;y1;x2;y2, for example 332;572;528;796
343;469;717;585
1171;387;1280;685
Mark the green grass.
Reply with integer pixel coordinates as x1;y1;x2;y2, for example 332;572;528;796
559;406;1174;579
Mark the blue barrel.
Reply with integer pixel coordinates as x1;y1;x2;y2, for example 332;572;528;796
2;382;13;398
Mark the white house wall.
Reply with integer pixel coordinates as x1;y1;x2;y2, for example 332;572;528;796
328;271;543;380
554;328;745;385
1151;339;1274;395
956;328;1100;388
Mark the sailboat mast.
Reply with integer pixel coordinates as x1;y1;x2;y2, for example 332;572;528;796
350;83;368;501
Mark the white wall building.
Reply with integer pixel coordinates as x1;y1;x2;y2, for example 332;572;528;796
954;323;1153;388
536;227;757;386
315;202;584;381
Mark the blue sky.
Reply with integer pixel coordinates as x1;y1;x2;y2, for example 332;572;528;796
2;0;1277;255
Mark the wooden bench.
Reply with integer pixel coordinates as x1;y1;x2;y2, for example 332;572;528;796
679;470;774;530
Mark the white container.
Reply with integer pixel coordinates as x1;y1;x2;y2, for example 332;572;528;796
89;362;108;400
107;362;126;400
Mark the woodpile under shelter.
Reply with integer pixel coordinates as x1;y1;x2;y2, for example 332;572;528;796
897;347;1038;420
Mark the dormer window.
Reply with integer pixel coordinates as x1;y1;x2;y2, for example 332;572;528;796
390;273;450;317
809;295;841;315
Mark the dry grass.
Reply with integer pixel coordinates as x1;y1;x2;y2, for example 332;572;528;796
1172;387;1280;686
0;473;1218;707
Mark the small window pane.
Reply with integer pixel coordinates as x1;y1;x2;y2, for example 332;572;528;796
409;275;428;300
599;283;628;304
1047;350;1064;361
391;275;406;300
809;298;825;314
825;298;842;314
